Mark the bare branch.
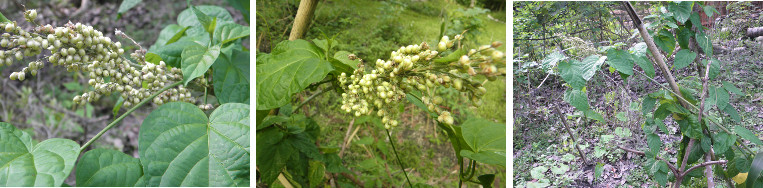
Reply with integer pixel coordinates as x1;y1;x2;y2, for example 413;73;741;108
618;145;679;175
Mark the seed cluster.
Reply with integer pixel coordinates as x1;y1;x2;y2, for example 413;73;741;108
0;10;194;108
339;35;505;129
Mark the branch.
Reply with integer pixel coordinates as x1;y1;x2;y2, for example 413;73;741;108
618;145;679;175
681;160;727;177
554;106;588;164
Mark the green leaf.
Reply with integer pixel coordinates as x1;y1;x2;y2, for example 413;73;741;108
191;6;216;35
256;40;332;110
150;24;185;51
256;127;291;186
406;93;437;117
713;132;736;154
653;29;676;56
704;5;717;17
748;152;763;188
113;97;125;117
735;126;763;146
117;0;142;17
634;56;656;78
0;123;80;186
214;23;249;45
723;104;741;122
76;149;143;186
151;40;197;68
434;49;467;63
477;174;495;188
669;1;693;23
531;166;548;179
460;118;505;166
696;31;713;57
711;86;730;110
676;27;693;49
605;49;634;77
551;164;570;174
166;26;190;45
541;51;567;72
327;57;354;75
706;59;721;80
594;162;604;180
460;150;505;166
564;89;589;111
673;49;697;70
558;55;606;90
0;11;9;23
213;49;249;104
643;97;657;115
647;133;662;154
139;102;250;186
333;51;360;68
629;42;647;57
177;5;233;31
181;43;221;85
307;160;325;188
145;52;163;65
724;81;744;96
584;109;605;123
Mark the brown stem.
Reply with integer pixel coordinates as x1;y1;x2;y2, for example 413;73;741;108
554;107;588;164
681;160;727;177
674;139;695;188
618;145;679;174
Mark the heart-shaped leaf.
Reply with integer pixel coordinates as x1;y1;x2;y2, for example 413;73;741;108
181;43;222;85
139;102;250;186
673;49;697;70
76;149;143;186
256;39;332;110
213;49;249;104
0;122;79;186
460;118;505;166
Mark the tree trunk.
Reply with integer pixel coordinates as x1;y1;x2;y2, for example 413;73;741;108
746;27;763;39
289;0;319;40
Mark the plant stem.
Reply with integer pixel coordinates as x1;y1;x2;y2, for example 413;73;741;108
294;86;333;113
386;128;413;187
79;81;183;152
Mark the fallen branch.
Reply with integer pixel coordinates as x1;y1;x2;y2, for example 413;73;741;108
618;145;679;175
554;107;589;164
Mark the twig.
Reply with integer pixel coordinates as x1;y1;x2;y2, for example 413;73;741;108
618;145;679;175
681;160;727;177
339;118;355;157
340;172;365;187
554;106;588;164
69;0;89;19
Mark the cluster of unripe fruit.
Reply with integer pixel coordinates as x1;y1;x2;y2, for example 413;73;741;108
1;9;194;108
339;35;505;129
